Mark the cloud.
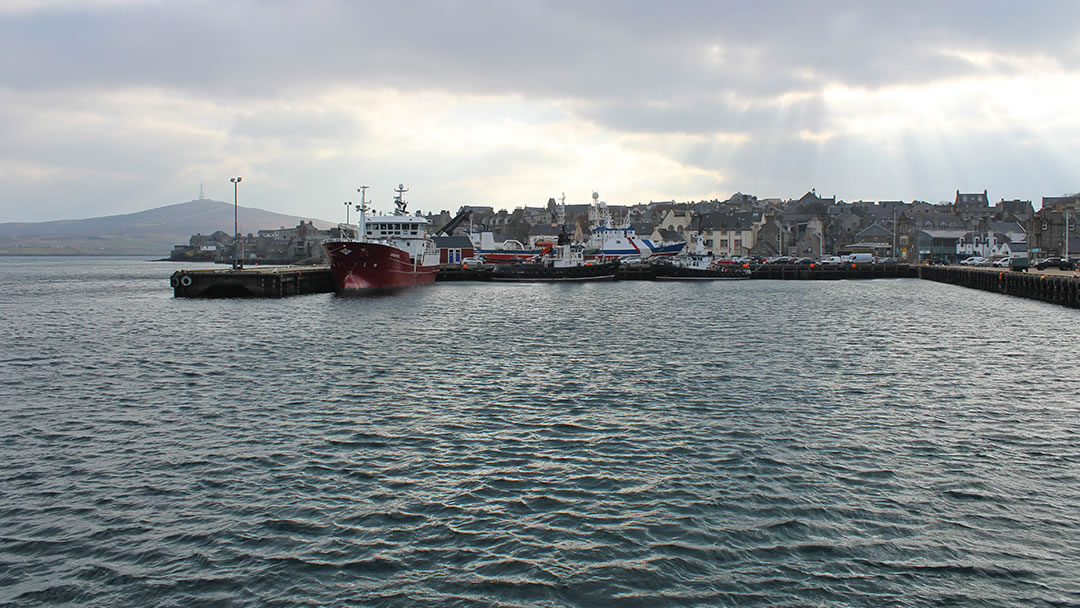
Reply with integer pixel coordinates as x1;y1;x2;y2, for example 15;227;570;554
0;1;1078;221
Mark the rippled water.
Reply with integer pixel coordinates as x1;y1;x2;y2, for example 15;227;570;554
1;256;1078;607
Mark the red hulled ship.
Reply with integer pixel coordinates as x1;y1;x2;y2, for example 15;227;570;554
321;184;440;292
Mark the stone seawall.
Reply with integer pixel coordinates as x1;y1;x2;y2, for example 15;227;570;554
919;266;1080;309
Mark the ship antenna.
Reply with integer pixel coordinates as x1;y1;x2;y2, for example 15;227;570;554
394;183;409;215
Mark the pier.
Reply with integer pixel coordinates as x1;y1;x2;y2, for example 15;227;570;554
170;266;333;298
918;265;1080;309
170;262;1080;310
749;262;917;280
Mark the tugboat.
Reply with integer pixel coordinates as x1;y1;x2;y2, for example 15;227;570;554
491;197;619;282
321;183;440;292
651;231;751;280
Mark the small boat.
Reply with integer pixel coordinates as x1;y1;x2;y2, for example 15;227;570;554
651;233;751;280
321;183;440;292
492;200;619;282
652;259;752;280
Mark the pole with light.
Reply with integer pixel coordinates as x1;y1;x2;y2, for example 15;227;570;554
230;177;243;269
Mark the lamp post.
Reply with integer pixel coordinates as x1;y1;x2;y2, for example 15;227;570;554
230;177;243;269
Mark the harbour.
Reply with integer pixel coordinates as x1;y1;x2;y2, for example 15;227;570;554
3;255;1079;607
168;261;1080;309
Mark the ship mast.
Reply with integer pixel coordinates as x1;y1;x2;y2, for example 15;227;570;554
356;185;369;242
394;183;409;216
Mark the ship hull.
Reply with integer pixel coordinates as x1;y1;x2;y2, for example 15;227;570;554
322;240;438;292
653;265;752;280
491;261;619;282
475;250;544;264
584;241;685;260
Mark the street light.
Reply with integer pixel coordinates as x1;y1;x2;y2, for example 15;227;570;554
230;177;242;269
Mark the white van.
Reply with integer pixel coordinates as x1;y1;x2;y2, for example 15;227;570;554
843;253;875;264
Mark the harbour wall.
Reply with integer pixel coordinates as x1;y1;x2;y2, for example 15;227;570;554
170;266;333;298
918;266;1080;309
169;263;1080;310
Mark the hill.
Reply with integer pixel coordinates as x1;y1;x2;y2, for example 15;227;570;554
0;200;335;256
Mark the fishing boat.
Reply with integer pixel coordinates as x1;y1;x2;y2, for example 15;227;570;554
652;258;752;280
491;199;618;281
651;232;751;280
321;184;440;292
490;244;619;282
582;191;685;261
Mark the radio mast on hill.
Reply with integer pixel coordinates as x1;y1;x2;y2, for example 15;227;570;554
199;183;205;200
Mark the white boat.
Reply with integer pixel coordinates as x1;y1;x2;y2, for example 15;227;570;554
581;192;685;260
652;232;751;280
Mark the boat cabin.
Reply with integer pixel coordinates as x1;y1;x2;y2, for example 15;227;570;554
364;217;428;239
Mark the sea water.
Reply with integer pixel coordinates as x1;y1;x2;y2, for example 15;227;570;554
1;256;1077;607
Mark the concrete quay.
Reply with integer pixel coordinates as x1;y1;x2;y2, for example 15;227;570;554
170;262;922;297
917;265;1080;309
169;262;1080;310
438;262;918;282
170;266;333;298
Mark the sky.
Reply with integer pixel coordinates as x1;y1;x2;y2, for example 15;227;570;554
1;0;1078;223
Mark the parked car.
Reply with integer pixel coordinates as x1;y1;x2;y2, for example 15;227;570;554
960;256;990;267
1034;257;1074;270
795;257;814;265
992;257;1011;267
461;256;486;266
819;256;844;265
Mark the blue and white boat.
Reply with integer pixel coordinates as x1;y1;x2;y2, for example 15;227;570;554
581;192;685;261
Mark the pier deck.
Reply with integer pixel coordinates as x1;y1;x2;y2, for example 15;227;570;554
171;265;333;298
170;263;1080;310
918;265;1080;309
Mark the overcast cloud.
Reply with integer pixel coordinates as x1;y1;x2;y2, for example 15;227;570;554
1;0;1078;221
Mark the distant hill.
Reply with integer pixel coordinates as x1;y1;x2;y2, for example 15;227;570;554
0;200;335;256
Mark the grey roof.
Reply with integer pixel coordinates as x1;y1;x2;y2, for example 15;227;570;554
432;235;474;248
989;221;1025;234
913;214;966;229
856;223;893;239
701;211;756;231
918;229;968;239
528;224;561;236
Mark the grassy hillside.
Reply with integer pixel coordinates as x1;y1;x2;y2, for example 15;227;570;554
0;200;335;256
